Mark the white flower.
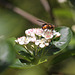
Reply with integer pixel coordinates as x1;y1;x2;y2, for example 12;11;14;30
25;29;35;37
53;30;56;33
45;43;49;46
35;39;49;48
27;37;36;42
39;44;45;48
25;28;43;37
53;32;61;37
16;28;61;48
56;32;61;37
35;40;40;45
15;36;29;45
53;30;61;37
42;30;53;39
35;28;43;36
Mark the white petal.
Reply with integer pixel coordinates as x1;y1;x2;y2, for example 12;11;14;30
24;41;29;44
31;33;35;37
53;30;56;33
15;40;18;42
35;40;40;45
50;35;54;39
56;32;61;37
35;28;43;36
27;37;36;42
39;44;45;48
45;43;49;46
19;41;24;45
45;34;53;39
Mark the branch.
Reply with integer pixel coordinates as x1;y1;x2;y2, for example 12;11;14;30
13;7;43;26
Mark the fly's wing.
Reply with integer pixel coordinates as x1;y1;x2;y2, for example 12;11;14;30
37;20;47;24
37;19;56;27
37;20;53;25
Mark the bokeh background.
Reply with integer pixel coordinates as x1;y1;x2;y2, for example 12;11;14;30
0;0;75;75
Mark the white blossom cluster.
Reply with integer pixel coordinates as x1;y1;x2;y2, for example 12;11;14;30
15;28;61;48
57;0;67;3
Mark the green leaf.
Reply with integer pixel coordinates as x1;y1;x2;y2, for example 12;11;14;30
38;26;72;57
7;37;16;46
53;26;72;50
11;59;34;69
15;44;28;52
19;51;33;60
50;39;75;65
0;39;15;73
14;44;34;63
51;48;75;65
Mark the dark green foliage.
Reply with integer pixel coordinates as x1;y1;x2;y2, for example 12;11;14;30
69;0;75;7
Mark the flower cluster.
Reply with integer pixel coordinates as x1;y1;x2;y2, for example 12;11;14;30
15;28;61;48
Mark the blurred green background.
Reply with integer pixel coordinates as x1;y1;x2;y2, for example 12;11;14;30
0;0;75;75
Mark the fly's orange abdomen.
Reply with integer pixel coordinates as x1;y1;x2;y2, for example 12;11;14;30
42;25;48;30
